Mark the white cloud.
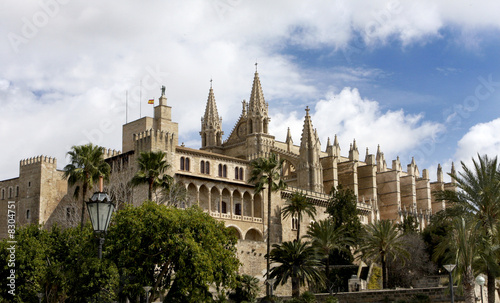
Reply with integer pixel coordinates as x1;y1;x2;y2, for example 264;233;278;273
455;118;500;165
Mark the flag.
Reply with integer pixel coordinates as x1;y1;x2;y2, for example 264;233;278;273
148;99;154;104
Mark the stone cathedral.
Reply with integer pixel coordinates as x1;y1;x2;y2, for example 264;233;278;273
0;69;455;293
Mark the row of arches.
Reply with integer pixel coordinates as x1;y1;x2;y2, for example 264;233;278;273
227;225;263;241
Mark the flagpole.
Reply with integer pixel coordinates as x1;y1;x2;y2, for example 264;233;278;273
139;80;142;118
126;90;128;123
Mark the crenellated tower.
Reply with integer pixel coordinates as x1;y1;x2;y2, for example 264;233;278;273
297;107;324;193
200;81;223;151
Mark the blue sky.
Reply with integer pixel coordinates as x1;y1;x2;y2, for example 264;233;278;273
1;0;500;181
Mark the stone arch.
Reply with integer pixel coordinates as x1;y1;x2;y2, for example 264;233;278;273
199;184;210;211
210;186;221;213
282;159;297;181
243;191;252;217
244;228;263;241
233;189;242;216
253;192;263;219
221;188;230;214
187;183;197;207
227;225;243;240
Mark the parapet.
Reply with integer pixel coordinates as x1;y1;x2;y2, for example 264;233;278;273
103;148;121;159
133;128;175;152
20;155;57;167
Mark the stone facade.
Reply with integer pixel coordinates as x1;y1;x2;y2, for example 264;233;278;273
0;70;455;295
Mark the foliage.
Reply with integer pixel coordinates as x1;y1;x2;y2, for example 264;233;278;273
326;184;362;241
0;224;118;302
229;274;260;303
386;233;436;288
63;143;111;229
434;217;483;303
268;240;324;298
367;265;382;290
130;150;172;201
421;210;453;271
397;213;420;234
249;152;286;296
288;291;317;303
106;202;240;302
160;176;188;207
358;220;409;289
282;191;316;241
324;296;339;303
305;220;352;292
434;154;500;303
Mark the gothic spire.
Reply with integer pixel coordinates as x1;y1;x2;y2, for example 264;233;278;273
286;127;293;144
248;69;267;114
200;81;223;148
300;106;317;147
202;85;221;129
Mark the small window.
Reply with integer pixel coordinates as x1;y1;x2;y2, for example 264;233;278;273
201;161;205;174
218;164;223;177
16;186;19;197
291;216;298;230
235;203;241;215
235;167;239;180
26;209;30;220
180;157;185;170
28;181;31;187
205;161;210;174
239;168;244;180
8;187;13;198
221;201;227;214
185;158;190;171
223;165;227;178
1;189;4;200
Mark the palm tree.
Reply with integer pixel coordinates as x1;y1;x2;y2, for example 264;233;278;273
268;240;324;298
248;153;287;296
434;217;483;303
358;220;409;289
63;143;111;230
130;151;171;201
435;154;500;303
282;191;316;241
305;219;352;290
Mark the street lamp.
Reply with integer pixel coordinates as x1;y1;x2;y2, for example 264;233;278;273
443;264;456;303
143;286;152;303
86;176;115;259
476;275;485;303
37;292;43;303
266;278;276;297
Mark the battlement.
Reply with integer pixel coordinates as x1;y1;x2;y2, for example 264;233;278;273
133;128;175;152
20;155;57;167
103;148;121;159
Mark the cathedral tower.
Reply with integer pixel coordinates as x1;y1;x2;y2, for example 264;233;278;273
297;107;324;193
200;81;223;151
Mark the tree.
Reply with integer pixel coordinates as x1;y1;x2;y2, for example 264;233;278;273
397;213;420;234
229;274;260;303
248;152;286;296
326;184;362;242
358;220;409;289
434;217;484;303
305;219;352;292
106;202;240;302
63;143;111;229
268;240;323;298
435;154;500;303
282;191;316;241
130;150;172;201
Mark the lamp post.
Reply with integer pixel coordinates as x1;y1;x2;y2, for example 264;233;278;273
476;275;485;303
86;176;115;259
143;286;152;303
443;264;456;303
37;292;43;303
266;278;276;297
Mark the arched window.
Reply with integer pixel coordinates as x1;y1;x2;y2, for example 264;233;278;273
221;201;227;213
16;186;19;197
26;209;30;220
180;157;185;170
205;161;210;174
239;168;244;180
1;189;4;200
235;203;241;215
200;160;205;174
235;167;239;180
185;158;190;171
223;165;227;178
218;164;223;177
291;216;298;230
8;187;12;198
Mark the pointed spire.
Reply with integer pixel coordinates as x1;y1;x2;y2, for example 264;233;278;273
248;68;266;114
200;81;223;148
203;84;221;128
327;137;331;147
349;139;359;161
286;127;293;144
300;106;316;146
241;99;247;116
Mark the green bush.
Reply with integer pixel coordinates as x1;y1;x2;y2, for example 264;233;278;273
367;265;382;290
324;296;339;303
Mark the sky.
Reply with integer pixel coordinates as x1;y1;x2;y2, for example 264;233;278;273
1;0;500;181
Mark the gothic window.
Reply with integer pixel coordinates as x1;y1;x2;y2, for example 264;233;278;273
8;187;12;198
201;161;205;174
235;167;239;180
235;203;241;215
180;157;185;170
16;186;19;197
239;168;244;180
221;201;227;214
218;164;223;177
205;161;210;174
185;158;190;171
223;165;227;178
1;189;4;200
26;209;30;220
180;157;190;171
291;216;298;230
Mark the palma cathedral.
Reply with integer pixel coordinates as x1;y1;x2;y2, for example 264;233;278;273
0;68;455;293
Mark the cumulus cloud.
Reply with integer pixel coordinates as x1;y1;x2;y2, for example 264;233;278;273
270;87;444;162
1;0;500;179
455;118;500;165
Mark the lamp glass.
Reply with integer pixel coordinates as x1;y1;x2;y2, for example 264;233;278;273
443;264;456;272
143;286;152;292
476;275;486;286
86;192;115;233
